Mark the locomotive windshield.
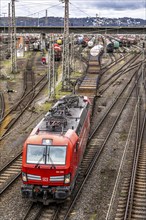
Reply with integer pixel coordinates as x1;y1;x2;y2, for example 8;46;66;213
27;145;46;164
46;146;66;165
27;144;67;165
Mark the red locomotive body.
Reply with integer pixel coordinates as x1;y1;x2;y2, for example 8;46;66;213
41;57;46;64
53;43;62;61
21;95;91;204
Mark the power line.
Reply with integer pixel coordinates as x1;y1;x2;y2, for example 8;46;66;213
24;3;63;17
69;2;92;18
1;0;146;19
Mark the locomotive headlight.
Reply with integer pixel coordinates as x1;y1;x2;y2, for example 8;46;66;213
64;174;71;184
22;172;27;182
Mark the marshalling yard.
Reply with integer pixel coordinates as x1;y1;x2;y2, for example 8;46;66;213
0;19;146;220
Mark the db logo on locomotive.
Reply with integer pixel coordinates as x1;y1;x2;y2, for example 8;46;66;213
42;177;49;182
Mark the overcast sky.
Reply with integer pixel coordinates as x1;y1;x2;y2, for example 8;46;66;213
1;0;146;19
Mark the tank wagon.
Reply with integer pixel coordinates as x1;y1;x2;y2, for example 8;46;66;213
120;36;131;47
21;95;91;204
81;37;89;47
88;37;96;48
33;41;40;51
124;37;137;47
76;35;84;45
105;38;114;53
77;44;104;97
111;37;123;47
110;39;119;49
76;43;103;107
88;40;94;48
89;44;104;73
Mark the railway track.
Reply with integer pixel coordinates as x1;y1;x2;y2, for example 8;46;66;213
21;53;144;220
108;75;146;220
23;53;36;93
0;110;44;195
0;76;48;140
0;151;22;195
21;53;100;220
0;51;48;140
1;52;37;118
129;114;146;219
99;53;142;94
37;66;142;220
1;41;144;220
0;43;10;60
0;91;5;122
22;202;60;220
101;52;141;77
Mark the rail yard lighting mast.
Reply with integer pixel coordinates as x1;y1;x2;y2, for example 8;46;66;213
59;0;70;90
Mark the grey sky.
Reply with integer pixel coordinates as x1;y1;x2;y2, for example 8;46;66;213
1;0;146;19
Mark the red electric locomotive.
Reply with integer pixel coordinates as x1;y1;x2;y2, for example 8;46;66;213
21;95;91;204
54;43;62;61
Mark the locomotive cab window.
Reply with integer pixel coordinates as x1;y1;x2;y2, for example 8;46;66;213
46;146;66;165
27;144;46;164
26;144;66;165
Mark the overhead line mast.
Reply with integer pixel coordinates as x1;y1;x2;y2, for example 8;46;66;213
11;0;17;74
60;0;70;90
48;35;55;99
8;3;11;57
